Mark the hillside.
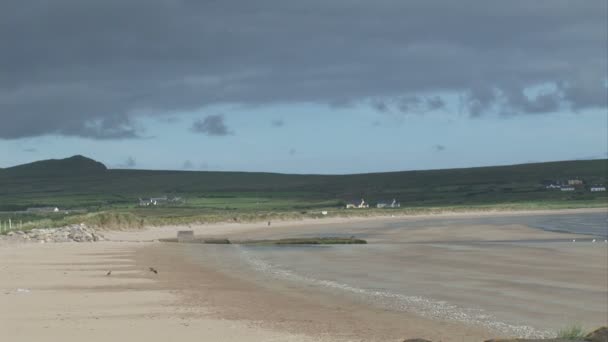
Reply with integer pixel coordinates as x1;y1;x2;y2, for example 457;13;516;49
3;155;107;178
0;156;606;211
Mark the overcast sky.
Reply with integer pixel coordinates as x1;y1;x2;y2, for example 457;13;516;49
1;1;607;173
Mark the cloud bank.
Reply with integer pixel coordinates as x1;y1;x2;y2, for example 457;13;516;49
0;0;605;139
191;114;232;136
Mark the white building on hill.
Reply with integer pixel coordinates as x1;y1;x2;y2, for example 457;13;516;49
377;199;401;208
346;199;369;209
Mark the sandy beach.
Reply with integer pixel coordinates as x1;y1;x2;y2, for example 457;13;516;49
0;242;326;342
1;208;607;342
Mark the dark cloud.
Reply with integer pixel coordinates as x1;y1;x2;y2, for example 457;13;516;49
371;100;391;113
191;114;232;136
118;156;136;168
394;96;446;114
398;96;423;113
433;144;446;152
426;96;446;111
271;119;285;127
0;0;606;139
182;160;194;169
464;87;498;117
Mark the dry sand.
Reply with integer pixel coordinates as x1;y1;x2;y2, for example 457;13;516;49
0;242;327;342
1;208;606;341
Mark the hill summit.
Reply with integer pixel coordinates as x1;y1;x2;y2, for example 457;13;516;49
4;155;107;177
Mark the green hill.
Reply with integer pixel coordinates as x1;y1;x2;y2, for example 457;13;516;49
0;156;606;212
4;155;107;178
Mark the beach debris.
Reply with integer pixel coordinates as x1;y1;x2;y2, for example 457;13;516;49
15;288;31;294
585;326;608;342
572;239;576;242
149;267;158;274
591;239;596;243
106;270;112;276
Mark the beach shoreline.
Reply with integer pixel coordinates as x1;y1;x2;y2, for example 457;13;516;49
102;206;607;242
1;208;606;341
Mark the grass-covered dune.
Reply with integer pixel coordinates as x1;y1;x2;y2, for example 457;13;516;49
0;155;606;213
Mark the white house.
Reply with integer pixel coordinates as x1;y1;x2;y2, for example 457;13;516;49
590;186;606;192
377;199;401;209
26;207;60;213
139;197;169;206
346;199;369;209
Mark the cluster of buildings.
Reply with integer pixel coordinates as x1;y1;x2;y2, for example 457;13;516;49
26;207;60;213
543;179;606;192
138;196;184;206
345;198;401;209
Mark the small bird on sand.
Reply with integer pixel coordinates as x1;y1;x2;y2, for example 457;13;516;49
592;239;596;243
106;270;112;276
149;267;158;274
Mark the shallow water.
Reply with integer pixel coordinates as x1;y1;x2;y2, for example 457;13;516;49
183;211;608;338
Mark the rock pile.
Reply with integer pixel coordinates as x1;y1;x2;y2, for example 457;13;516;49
2;224;105;243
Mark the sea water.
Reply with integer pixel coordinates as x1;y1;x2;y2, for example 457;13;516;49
183;211;608;338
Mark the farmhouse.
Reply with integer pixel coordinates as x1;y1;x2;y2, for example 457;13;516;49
26;207;60;213
138;196;185;206
560;187;575;192
138;196;168;206
567;179;583;186
346;199;369;209
377;199;401;209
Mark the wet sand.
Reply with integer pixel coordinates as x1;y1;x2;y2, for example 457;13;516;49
172;218;607;338
136;243;496;342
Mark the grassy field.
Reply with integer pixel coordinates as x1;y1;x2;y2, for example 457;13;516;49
0;155;606;230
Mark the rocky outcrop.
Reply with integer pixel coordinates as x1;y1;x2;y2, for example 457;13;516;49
484;339;579;342
1;224;104;243
585;327;608;342
403;327;608;342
